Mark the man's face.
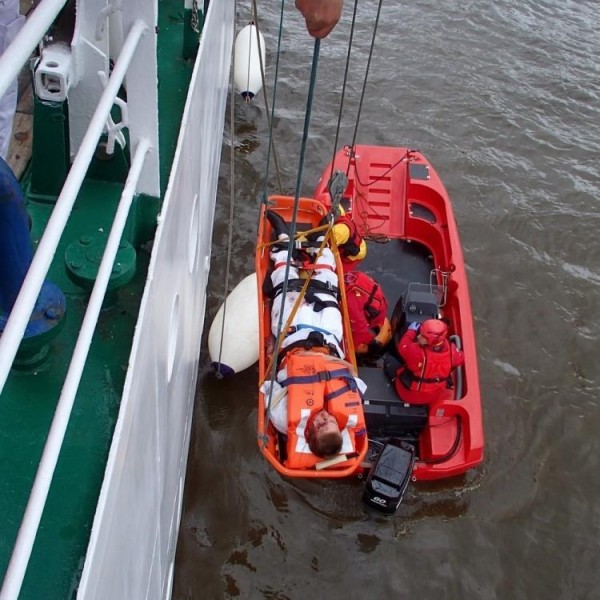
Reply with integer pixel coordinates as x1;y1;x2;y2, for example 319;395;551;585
311;410;339;436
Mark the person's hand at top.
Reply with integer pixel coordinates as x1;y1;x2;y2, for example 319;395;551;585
295;0;343;38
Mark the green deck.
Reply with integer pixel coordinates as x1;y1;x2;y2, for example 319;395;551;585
0;2;194;596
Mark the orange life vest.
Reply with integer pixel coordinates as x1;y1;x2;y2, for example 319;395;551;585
279;350;366;469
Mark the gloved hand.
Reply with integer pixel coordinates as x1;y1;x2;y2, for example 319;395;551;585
367;339;385;358
408;322;420;331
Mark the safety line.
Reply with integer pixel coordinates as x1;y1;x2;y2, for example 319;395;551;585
214;0;238;378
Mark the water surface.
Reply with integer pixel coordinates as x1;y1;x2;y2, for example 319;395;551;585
174;1;600;598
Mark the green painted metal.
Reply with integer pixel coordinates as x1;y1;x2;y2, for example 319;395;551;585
0;0;195;596
29;99;70;201
86;132;132;185
183;7;204;60
14;293;67;370
65;233;137;304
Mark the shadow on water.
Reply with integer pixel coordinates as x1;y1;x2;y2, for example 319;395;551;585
199;366;258;431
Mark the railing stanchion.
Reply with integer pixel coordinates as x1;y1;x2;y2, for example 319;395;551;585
0;18;148;395
0;139;151;600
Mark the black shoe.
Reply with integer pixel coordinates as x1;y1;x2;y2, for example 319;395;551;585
307;233;326;244
265;211;289;239
306;216;329;243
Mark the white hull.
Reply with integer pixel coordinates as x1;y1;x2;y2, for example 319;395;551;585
76;0;234;597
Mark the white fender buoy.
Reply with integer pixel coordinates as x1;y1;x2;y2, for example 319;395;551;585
208;272;259;377
233;23;266;101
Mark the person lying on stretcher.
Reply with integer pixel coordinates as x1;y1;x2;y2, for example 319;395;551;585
260;211;367;468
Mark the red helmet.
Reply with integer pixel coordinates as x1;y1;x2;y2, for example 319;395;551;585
419;319;448;346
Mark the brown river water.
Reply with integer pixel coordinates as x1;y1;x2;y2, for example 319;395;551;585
174;0;600;598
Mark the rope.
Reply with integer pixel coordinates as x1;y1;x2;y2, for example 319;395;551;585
214;1;287;379
251;0;283;194
353;149;409;188
262;39;322;437
322;0;386;241
347;0;385;175
259;224;336;389
270;38;321;358
259;0;287;206
328;0;360;189
214;0;238;378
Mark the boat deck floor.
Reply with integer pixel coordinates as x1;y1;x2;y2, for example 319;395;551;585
355;238;434;432
358;236;434;315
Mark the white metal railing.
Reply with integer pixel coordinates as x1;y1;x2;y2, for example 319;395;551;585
0;0;68;99
0;137;150;600
1;15;152;600
0;18;147;394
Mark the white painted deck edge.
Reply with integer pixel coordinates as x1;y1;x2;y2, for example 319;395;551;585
76;0;234;597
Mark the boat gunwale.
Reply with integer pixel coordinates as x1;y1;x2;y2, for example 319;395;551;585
313;144;484;481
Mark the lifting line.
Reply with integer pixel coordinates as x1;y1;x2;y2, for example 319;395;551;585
251;0;283;194
262;38;323;431
220;0;388;443
258;0;387;444
213;0;239;378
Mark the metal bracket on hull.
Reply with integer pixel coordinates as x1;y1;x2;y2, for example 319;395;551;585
97;70;127;155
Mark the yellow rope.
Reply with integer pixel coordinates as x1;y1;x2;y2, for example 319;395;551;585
260;221;358;384
260;226;333;387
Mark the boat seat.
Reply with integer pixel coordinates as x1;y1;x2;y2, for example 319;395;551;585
359;366;427;440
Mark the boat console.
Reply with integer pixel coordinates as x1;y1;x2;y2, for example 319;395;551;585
391;281;442;338
359;366;428;441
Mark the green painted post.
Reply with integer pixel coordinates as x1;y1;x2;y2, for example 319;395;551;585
29;98;70;202
183;2;204;60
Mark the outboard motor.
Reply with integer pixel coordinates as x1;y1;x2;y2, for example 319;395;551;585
363;439;416;515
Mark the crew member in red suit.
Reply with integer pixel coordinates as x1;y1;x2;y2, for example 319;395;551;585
331;209;367;271
344;270;391;359
385;319;464;405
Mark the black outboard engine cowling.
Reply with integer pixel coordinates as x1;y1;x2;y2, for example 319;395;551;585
363;440;416;515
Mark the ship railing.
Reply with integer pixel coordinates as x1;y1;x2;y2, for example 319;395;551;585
0;14;151;600
0;0;68;99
